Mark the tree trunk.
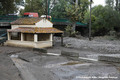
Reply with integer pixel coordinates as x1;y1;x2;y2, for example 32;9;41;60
72;22;76;32
76;0;78;7
116;0;118;11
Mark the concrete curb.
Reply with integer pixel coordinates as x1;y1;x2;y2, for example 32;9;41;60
61;51;98;62
98;56;120;63
33;48;47;53
61;51;79;58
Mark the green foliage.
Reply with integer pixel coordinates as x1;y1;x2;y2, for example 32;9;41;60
50;0;89;32
0;0;24;15
65;25;79;37
50;0;89;21
20;0;45;16
115;0;120;11
65;0;90;22
105;0;114;8
65;5;81;22
71;31;79;37
50;0;67;18
106;0;120;12
65;25;72;36
84;5;120;36
65;0;89;32
109;30;116;36
116;32;120;39
104;36;117;41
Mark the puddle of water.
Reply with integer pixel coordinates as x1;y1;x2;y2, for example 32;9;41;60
79;57;98;61
10;54;18;58
47;53;60;56
62;61;84;66
44;61;84;68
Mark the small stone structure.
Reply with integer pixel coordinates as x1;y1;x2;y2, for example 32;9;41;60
5;17;63;48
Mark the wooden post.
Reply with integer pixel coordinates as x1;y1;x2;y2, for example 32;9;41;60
52;34;54;46
89;0;92;41
46;0;48;19
61;34;63;46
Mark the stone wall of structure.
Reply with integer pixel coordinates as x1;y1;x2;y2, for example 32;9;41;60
5;40;52;48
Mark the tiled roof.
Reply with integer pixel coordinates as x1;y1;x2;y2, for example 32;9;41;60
11;17;43;25
8;27;63;33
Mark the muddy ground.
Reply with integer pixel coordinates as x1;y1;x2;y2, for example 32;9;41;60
1;37;120;80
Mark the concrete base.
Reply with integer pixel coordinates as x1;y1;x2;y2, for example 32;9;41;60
98;54;120;63
5;40;52;48
61;51;79;57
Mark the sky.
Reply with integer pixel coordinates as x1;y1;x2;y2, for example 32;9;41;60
93;0;106;6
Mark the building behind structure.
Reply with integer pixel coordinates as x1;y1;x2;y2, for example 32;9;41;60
0;15;18;29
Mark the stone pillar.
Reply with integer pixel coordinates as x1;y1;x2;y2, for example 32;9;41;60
50;34;53;41
21;33;24;41
34;34;38;42
8;32;11;40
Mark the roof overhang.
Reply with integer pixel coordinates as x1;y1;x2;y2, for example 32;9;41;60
8;27;63;34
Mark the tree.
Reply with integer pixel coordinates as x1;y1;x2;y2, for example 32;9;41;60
115;0;120;11
84;5;120;36
50;0;89;19
105;0;114;8
50;0;68;18
65;0;90;31
0;0;24;15
20;0;45;16
106;0;120;12
65;5;82;31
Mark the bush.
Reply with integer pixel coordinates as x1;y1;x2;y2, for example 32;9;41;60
116;32;120;39
65;25;79;37
65;25;72;36
109;30;116;36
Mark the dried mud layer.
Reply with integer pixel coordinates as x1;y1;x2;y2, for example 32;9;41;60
53;37;120;54
1;37;120;80
0;47;23;80
0;46;34;80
